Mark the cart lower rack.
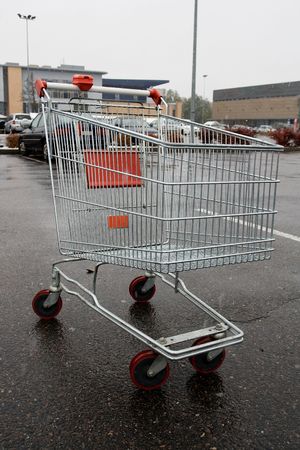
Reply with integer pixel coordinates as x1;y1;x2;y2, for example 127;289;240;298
31;76;281;390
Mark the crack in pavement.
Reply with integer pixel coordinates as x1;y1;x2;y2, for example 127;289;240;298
230;296;300;324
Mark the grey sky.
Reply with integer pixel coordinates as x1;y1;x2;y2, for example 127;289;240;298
1;0;299;100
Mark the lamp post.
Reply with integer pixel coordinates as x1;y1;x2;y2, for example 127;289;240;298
190;0;198;124
17;13;36;113
202;74;208;122
202;74;208;99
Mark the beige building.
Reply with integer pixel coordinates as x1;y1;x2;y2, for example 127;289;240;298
0;63;106;115
212;81;300;127
167;101;183;118
0;62;169;116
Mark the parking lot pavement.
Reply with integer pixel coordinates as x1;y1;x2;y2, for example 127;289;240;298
0;154;299;450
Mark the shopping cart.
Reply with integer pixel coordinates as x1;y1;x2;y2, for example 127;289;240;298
32;75;282;390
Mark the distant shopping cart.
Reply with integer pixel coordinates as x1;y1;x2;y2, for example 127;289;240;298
32;74;282;390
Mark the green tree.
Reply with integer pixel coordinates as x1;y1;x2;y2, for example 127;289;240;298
163;89;182;103
182;95;212;123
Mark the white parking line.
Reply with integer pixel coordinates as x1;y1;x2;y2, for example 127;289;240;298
196;208;300;243
273;229;300;243
20;164;300;243
23;156;46;164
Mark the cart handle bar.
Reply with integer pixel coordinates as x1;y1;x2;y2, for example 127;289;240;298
35;74;162;106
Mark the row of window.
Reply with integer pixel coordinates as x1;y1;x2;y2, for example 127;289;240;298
214;94;298;102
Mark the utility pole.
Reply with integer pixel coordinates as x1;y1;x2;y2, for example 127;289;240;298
17;13;36;113
190;0;198;124
202;74;208;122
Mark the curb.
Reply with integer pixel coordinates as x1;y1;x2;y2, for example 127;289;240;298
0;148;19;154
283;147;300;153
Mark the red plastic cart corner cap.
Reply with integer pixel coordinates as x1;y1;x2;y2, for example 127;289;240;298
149;88;162;106
72;74;94;91
35;79;47;97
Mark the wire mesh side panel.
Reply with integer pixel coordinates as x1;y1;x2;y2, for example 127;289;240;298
48;109;167;271
160;145;279;272
91;103;158;127
48;110;280;273
157;114;273;146
65;100;160;136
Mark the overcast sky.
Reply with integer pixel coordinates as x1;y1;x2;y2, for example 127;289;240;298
1;0;299;100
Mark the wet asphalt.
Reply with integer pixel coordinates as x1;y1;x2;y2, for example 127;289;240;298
0;153;299;450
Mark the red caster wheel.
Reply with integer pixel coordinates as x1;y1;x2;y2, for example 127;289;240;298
32;289;62;320
189;336;226;375
129;276;156;302
129;350;170;391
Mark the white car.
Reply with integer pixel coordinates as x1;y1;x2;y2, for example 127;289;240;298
5;113;32;133
150;118;191;136
203;121;226;129
256;125;274;133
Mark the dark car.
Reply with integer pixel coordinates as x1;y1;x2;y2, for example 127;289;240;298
19;113;79;160
0;115;7;133
19;113;47;158
19;113;159;160
19;113;104;160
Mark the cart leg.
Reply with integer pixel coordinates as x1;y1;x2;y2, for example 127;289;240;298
147;354;168;377
207;348;225;362
43;267;62;308
92;262;107;295
140;271;156;294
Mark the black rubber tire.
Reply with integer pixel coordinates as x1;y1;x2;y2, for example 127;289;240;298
129;350;170;390
129;276;156;302
19;141;29;156
43;143;48;162
189;336;226;375
32;289;62;320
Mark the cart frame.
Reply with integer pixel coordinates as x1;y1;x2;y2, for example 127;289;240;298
31;75;281;389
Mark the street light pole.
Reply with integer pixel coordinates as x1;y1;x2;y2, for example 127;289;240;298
202;74;208;100
190;0;198;123
202;74;208;122
17;13;36;113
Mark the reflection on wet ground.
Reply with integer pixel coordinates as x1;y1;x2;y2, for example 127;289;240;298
1;155;299;449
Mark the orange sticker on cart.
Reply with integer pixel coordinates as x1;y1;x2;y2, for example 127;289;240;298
107;215;129;229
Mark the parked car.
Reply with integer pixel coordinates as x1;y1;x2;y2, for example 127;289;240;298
256;124;275;133
203;121;226;130
19;113;47;157
20;117;33;129
19;113;163;160
0;114;7;133
113;117;158;138
230;124;256;137
19;112;79;159
150;118;191;136
5;113;32;133
19;113;106;159
231;124;254;131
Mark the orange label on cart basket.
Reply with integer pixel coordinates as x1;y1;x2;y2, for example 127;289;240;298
84;150;142;188
107;215;129;229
